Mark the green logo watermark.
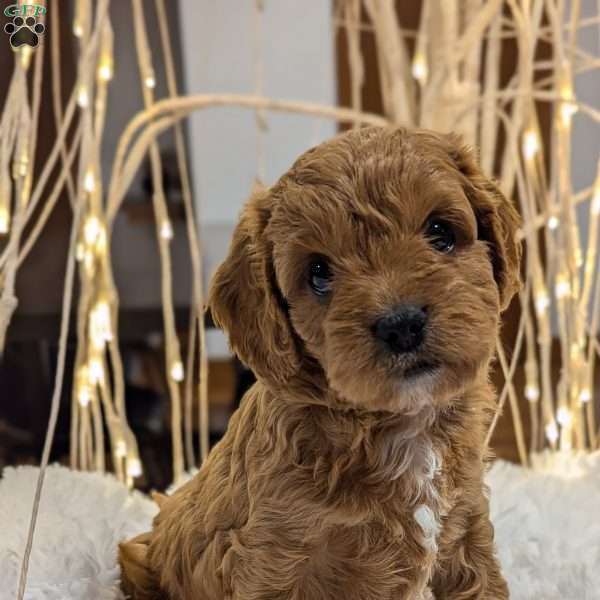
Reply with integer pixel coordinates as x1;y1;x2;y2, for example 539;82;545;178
4;4;46;49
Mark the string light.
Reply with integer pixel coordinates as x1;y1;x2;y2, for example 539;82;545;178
170;360;184;382
522;129;539;161
88;357;104;384
83;215;101;246
0;206;9;235
89;299;113;348
545;422;559;444
556;407;572;426
160;219;173;240
83;169;96;193
77;84;89;108
535;287;550;315
145;70;156;89
127;457;142;478
73;22;83;37
555;273;571;300
547;215;559;230
98;21;114;82
412;52;428;83
524;384;540;402
560;101;578;127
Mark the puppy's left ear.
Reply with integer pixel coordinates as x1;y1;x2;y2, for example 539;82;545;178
447;136;522;311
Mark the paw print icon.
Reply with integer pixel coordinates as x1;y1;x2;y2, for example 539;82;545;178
4;16;45;49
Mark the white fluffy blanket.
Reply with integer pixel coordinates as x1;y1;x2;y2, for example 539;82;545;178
1;453;599;599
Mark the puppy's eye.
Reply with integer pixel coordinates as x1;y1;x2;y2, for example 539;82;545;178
308;256;333;296
426;219;456;253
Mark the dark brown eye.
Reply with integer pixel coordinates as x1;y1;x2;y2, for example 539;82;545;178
308;256;332;296
426;220;456;253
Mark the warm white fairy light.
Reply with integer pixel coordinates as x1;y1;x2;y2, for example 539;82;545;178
127;457;142;478
535;287;550;315
83;215;101;246
73;21;83;37
547;215;559;230
160;219;173;240
545;422;559;444
556;407;572;426
560;101;578;127
578;387;591;403
524;384;540;402
88;357;104;384
412;52;428;83
522;129;539;161
77;84;89;108
78;385;90;407
145;71;156;89
555;273;571;300
98;62;113;81
83;169;96;193
89;299;112;348
170;359;184;382
0;206;9;234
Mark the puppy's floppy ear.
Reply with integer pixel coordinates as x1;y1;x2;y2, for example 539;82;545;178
209;184;300;385
447;135;522;311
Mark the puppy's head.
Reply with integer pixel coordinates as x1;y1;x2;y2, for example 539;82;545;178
210;127;521;412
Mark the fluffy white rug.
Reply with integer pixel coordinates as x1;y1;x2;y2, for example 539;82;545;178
1;453;598;599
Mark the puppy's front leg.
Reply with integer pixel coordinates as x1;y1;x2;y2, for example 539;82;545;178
432;499;508;600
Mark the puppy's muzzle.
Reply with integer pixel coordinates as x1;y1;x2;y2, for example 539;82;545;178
372;304;428;354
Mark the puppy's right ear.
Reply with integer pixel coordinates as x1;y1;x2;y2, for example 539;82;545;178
209;185;300;386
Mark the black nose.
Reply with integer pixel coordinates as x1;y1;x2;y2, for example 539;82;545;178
373;305;428;354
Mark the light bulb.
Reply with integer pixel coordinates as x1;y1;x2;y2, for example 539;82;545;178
88;357;104;384
523;129;539;161
535;289;550;315
90;300;112;348
127;457;142;478
73;22;83;37
170;360;184;382
412;53;428;83
556;407;572;426
560;101;577;127
83;215;101;246
0;206;9;234
547;216;559;230
98;61;113;82
77;84;89;108
555;274;571;300
83;169;96;193
160;219;173;240
579;388;591;403
78;385;90;407
545;422;559;444
524;384;540;402
145;71;156;89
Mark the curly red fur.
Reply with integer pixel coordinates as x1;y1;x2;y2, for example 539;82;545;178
119;127;520;599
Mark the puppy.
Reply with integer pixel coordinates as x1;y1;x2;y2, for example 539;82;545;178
119;126;520;599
